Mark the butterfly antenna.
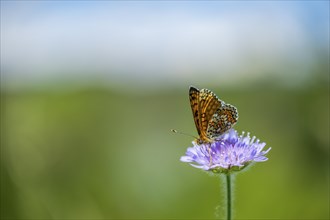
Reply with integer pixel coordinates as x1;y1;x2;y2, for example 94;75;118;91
171;129;198;139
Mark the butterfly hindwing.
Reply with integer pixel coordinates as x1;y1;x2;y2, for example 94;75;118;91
206;103;239;138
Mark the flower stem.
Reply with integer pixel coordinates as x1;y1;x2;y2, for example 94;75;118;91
226;173;232;220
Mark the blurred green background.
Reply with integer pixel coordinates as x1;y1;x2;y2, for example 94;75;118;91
1;1;329;219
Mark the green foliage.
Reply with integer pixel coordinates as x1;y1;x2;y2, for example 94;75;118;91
1;84;329;219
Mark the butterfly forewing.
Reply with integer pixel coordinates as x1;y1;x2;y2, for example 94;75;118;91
189;87;202;137
198;89;223;140
189;86;223;142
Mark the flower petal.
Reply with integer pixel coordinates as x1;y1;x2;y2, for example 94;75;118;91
180;129;270;173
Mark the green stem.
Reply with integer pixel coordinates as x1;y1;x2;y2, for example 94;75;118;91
226;173;232;220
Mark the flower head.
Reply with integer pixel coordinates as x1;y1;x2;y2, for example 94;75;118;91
180;129;271;173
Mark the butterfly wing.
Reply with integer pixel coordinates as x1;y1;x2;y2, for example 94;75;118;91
206;103;238;138
198;88;223;141
189;86;202;137
189;86;223;142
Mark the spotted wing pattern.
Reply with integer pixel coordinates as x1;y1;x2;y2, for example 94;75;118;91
189;86;238;143
206;103;238;138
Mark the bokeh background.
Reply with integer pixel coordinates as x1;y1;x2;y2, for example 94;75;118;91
1;1;329;219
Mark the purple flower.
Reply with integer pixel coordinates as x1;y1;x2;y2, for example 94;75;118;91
180;129;271;173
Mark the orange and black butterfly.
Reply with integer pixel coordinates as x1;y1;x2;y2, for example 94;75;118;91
189;86;238;144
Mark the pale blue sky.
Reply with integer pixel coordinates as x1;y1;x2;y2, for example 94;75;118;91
1;1;329;89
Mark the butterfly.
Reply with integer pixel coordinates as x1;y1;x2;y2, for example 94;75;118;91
189;86;238;144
